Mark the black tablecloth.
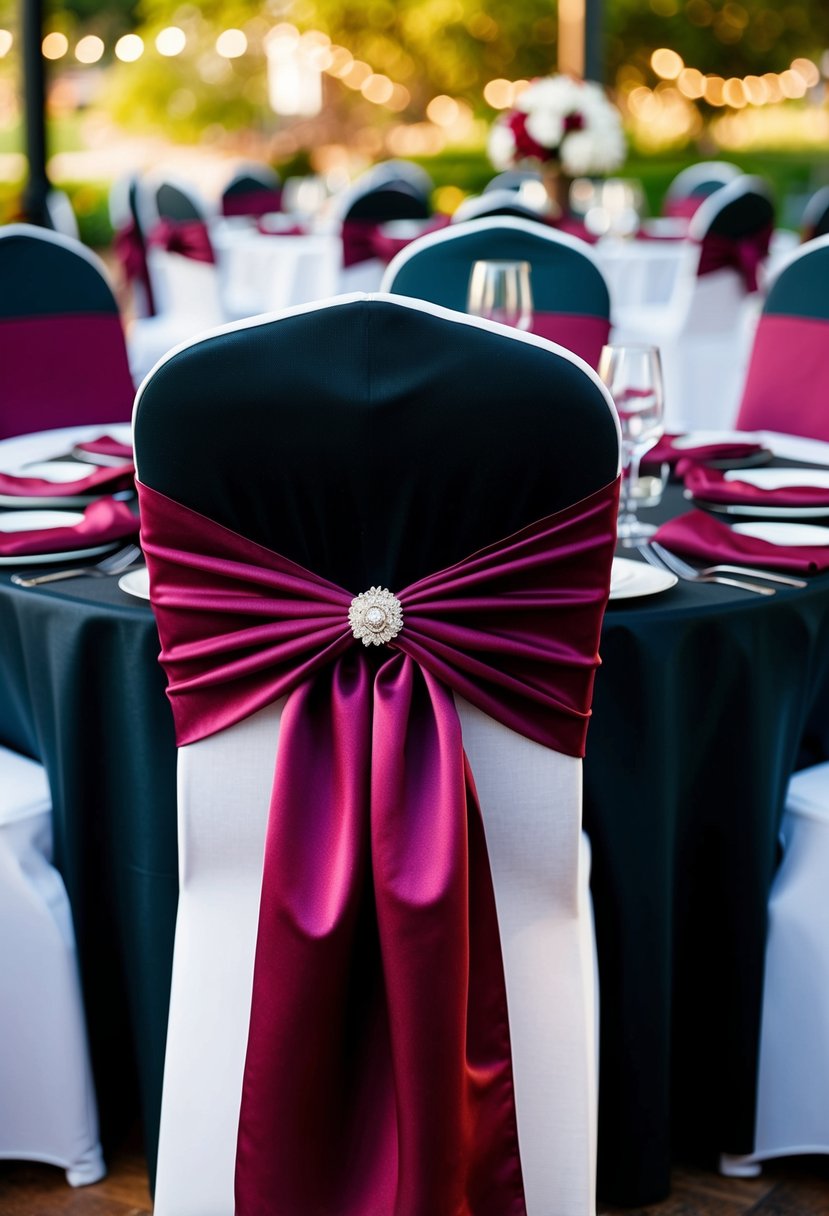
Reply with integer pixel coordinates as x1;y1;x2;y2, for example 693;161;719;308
2;485;829;1204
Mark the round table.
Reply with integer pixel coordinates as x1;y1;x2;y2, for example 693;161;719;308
2;466;829;1204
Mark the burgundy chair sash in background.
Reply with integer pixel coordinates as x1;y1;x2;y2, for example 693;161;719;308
736;313;829;441
147;218;216;264
341;215;450;267
695;222;773;292
530;312;610;370
0;314;135;440
113;218;156;315
139;475;619;1216
221;188;284;219
663;196;704;221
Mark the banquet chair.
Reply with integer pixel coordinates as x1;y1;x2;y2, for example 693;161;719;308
0;744;104;1186
110;172;155;318
220;163;282;218
0;224;135;440
135;293;621;1216
734;233;829;442
128;174;224;384
661;160;741;220
333;170;434;292
611;175;774;430
719;761;829;1176
359;158;434;203
485;168;543;193
800;185;829;242
381;215;611;368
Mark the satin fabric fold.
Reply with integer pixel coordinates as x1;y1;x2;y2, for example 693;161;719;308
0;496;139;559
696;222;772;292
113;218;156;315
138;476;618;1216
147;218;216;264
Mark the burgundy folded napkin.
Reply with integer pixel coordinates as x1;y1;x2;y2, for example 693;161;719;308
642;433;766;475
683;465;829;508
0;462;135;498
654;510;829;573
0;497;140;559
74;435;134;461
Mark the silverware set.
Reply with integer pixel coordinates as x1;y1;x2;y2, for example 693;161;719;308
11;543;143;588
638;539;807;596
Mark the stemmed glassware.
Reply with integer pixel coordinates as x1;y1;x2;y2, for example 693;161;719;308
467;260;533;330
598;343;665;545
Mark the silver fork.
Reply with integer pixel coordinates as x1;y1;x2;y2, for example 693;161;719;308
649;541;806;589
11;543;143;588
638;542;775;596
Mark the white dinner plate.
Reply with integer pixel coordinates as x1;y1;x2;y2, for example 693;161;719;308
0;509;118;566
609;556;677;600
723;467;829;491
0;458;106;509
69;446;133;468
731;522;829;547
118;566;150;600
672;430;763;450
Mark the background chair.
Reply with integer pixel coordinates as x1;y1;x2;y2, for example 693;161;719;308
662;160;741;219
220;163;282;218
44;188;80;241
332;168;434;291
720;760;829;1176
0;224;135;439
800;185;829;242
734;233;829;442
135;293;620;1216
110;171;155;319
0;744;104;1186
127;174;224;384
611;175;775;430
381;215;611;368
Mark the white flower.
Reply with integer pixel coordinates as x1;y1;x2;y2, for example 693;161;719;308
525;109;565;150
560;126;626;176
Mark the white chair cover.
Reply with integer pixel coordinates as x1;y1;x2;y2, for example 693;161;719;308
154;700;598;1216
610;176;773;432
722;761;829;1175
0;746;104;1186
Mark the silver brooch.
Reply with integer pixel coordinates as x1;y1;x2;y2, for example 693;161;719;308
348;586;403;646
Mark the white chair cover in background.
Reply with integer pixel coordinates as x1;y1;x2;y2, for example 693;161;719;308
0;746;104;1186
721;761;829;1175
610;175;774;432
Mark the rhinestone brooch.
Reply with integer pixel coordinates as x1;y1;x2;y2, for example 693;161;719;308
348;586;403;646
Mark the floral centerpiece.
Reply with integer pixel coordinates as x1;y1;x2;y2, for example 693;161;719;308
487;75;626;213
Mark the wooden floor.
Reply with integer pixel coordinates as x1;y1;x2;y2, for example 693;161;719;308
1;1151;827;1215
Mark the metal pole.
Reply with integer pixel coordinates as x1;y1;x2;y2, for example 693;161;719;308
20;0;51;225
583;0;604;83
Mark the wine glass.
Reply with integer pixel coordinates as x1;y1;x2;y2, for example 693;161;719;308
598;344;665;545
467;260;533;330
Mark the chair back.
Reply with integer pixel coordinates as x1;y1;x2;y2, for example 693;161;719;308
0;224;134;439
44;189;80;240
663;160;741;218
136;294;619;1216
110;172;155;317
689;174;774;293
485;169;542;194
137;175;221;319
220;164;282;218
359;158;433;202
381;216;611;368
800;185;829;242
736;232;829;440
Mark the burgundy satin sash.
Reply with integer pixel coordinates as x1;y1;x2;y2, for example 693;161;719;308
222;188;283;218
736;312;829;441
530;312;610;369
147;218;216;264
663;195;703;221
113;218;156;315
696;222;772;292
0;314;135;440
139;477;619;1216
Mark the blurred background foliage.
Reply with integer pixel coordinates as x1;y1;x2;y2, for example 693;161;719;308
0;0;827;245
